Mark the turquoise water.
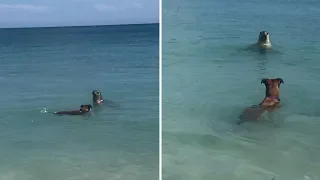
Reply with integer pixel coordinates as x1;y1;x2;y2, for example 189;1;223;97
0;24;159;180
163;0;320;179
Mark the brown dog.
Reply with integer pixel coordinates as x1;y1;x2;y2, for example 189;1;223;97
54;104;92;116
238;78;284;124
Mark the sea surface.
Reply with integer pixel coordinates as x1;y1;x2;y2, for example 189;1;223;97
0;23;159;180
163;0;320;179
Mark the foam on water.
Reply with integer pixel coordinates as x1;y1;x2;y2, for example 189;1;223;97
163;0;320;179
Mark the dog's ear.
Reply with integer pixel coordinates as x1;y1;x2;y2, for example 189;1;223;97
276;78;284;84
261;79;268;84
80;105;84;111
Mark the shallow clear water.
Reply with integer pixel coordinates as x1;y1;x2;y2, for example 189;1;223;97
163;0;320;179
0;24;159;180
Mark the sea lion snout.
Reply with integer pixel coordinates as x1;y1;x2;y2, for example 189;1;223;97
92;90;101;96
260;31;269;35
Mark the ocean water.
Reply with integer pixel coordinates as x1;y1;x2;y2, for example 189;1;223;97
0;24;159;180
162;0;320;179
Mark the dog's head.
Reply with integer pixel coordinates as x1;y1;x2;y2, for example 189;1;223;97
80;104;92;112
92;90;104;104
261;78;284;87
261;78;284;97
258;31;270;43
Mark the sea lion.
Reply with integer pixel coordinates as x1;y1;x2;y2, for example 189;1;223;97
54;104;92;116
92;90;104;105
256;31;272;49
238;78;284;124
246;31;272;52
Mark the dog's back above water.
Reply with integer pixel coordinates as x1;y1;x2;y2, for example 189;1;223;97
54;104;92;116
238;105;266;124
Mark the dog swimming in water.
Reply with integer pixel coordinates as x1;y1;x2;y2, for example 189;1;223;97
238;78;284;124
54;104;92;116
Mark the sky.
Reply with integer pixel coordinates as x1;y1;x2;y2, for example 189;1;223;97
0;0;159;28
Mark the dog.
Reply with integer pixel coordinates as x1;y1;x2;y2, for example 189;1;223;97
54;104;92;116
92;90;104;105
238;78;284;124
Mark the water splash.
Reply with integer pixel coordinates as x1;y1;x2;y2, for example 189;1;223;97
39;108;48;114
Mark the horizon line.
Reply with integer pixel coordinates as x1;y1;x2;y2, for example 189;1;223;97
0;22;159;29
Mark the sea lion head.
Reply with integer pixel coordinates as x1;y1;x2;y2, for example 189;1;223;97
92;90;104;104
257;31;271;47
